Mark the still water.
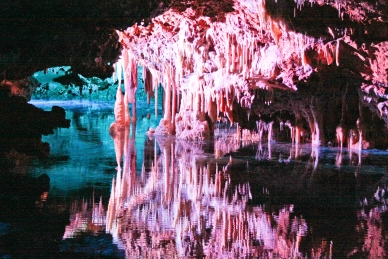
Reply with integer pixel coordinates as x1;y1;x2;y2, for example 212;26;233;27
1;100;388;258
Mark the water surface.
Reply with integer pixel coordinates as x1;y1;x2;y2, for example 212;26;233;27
1;100;388;258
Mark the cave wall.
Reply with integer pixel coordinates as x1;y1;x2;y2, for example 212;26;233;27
0;0;170;80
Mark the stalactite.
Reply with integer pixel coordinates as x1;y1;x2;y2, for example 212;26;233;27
122;49;130;97
215;92;221;118
132;101;137;123
225;104;234;124
226;32;231;75
164;67;172;122
143;66;154;105
172;86;177;128
324;42;335;65
124;92;130;125
285;121;295;143
256;0;269;29
237;44;243;73
270;20;282;45
301;47;307;69
231;38;236;73
154;79;159;117
129;53;138;104
112;61;117;83
336;39;340;66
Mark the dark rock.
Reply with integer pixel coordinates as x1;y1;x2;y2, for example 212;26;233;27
0;88;70;167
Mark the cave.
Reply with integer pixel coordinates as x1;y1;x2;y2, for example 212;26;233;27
1;0;388;258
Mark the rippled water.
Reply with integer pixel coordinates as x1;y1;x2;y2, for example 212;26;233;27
1;100;388;258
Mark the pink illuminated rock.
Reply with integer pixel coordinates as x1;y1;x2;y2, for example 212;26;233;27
111;0;388;146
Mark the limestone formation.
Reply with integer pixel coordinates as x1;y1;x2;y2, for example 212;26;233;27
112;0;388;147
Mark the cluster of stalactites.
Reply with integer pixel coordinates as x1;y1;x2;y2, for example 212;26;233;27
294;0;316;10
115;0;335;139
172;11;273;132
246;0;321;86
113;48;138;104
155;16;264;138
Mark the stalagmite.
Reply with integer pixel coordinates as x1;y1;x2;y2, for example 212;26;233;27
311;121;320;146
267;121;274;143
285;121;295;143
114;86;126;130
109;123;125;170
256;120;265;142
324;42;334;65
336;125;345;150
295;126;301;144
336;39;340;66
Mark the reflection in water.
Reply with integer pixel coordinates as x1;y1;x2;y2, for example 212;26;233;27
26;101;388;258
105;123;312;258
104;121;388;258
63;197;106;239
352;186;388;258
357;205;387;258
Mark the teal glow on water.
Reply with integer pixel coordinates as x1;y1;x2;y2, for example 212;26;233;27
29;99;160;196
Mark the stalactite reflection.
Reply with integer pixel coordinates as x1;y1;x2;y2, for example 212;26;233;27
105;133;315;258
63;197;106;239
57;124;388;259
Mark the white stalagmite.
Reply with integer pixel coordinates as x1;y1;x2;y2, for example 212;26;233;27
336;39;340;66
114;85;125;129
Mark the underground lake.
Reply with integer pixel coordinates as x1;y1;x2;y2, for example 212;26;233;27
0;95;387;258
